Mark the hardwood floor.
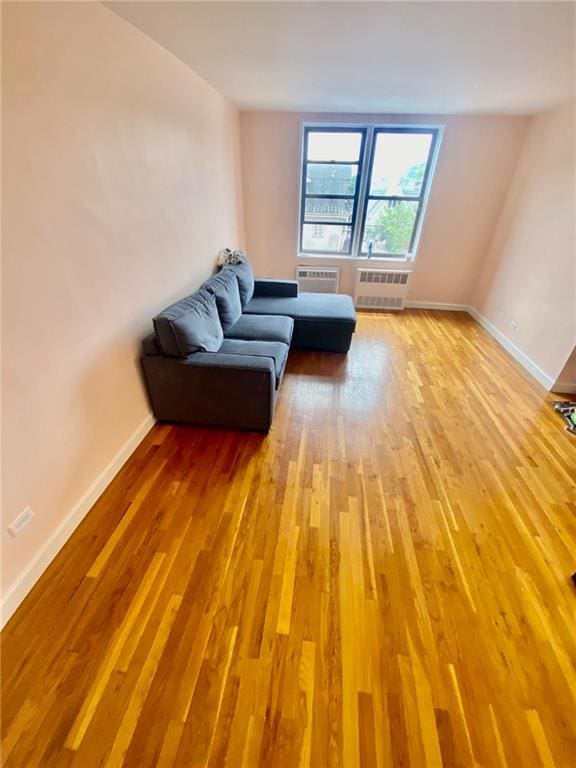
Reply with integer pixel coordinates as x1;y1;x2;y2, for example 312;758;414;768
2;310;575;767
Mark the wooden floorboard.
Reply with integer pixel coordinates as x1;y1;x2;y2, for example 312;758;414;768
2;310;575;767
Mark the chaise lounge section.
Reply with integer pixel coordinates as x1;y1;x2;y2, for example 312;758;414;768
244;278;356;353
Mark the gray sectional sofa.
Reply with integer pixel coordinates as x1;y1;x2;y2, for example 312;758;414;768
141;261;356;431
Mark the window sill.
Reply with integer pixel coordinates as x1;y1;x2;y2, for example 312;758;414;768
297;253;414;264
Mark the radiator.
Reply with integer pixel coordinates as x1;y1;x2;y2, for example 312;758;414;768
354;268;413;310
296;266;340;293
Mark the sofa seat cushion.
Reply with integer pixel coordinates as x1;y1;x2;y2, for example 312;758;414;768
224;314;294;345
244;292;356;325
154;290;223;357
217;339;289;388
203;270;242;330
221;262;255;307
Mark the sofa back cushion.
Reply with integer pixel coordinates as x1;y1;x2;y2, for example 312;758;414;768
154;290;223;357
203;269;242;330
222;261;254;308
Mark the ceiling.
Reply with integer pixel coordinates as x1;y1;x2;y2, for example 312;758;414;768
106;1;575;114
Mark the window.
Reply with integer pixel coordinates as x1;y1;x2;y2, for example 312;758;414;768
300;128;365;255
299;125;441;258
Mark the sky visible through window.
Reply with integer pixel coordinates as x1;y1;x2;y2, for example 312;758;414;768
307;132;362;162
370;133;432;196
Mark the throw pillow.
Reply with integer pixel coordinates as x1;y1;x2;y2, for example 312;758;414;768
203;270;242;330
154;290;223;357
222;261;254;308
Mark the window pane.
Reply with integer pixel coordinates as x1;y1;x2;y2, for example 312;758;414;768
361;200;418;255
302;224;352;253
369;132;432;196
305;163;358;195
304;197;353;224
307;131;362;162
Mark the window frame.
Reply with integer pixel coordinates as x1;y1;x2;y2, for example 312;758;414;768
298;123;442;260
299;126;368;257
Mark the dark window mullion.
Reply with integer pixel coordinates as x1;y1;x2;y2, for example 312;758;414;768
346;128;368;255
303;220;354;227
304;194;356;200
372;126;436;136
304;195;354;224
366;194;423;203
299;129;310;254
304;160;361;166
356;126;379;256
302;248;354;256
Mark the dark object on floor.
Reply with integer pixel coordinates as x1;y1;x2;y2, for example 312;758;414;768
551;401;576;434
572;573;576;587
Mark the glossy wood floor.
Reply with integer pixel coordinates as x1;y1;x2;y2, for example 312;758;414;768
2;311;576;768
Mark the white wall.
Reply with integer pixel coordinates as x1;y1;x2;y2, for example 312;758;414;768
2;3;244;610
554;347;576;393
472;103;576;387
240;111;528;302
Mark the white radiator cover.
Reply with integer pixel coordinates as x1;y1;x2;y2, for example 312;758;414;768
354;268;413;310
296;266;340;293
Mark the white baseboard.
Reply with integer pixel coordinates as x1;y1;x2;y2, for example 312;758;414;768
376;300;560;391
467;307;555;391
1;413;155;629
551;381;576;395
405;301;469;311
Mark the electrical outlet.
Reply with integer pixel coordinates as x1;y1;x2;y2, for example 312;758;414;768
8;506;35;537
510;320;518;331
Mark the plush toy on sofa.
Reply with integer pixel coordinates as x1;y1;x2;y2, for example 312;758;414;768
217;248;248;266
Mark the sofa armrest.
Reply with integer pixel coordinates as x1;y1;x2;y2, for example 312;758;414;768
142;332;160;356
141;353;275;431
253;278;299;298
